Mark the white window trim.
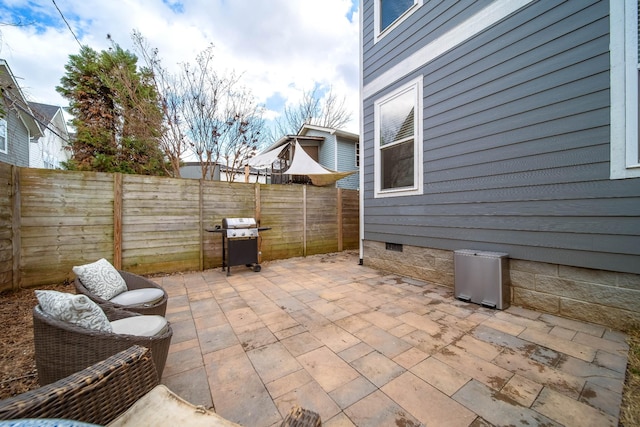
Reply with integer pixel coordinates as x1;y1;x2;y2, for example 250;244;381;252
374;0;422;44
374;76;423;198
0;118;7;154
610;0;640;179
365;0;534;100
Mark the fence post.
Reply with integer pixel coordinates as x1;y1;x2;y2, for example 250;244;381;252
113;173;123;269
199;179;204;271
303;185;307;257
337;188;343;252
255;183;262;263
254;183;261;225
11;166;21;291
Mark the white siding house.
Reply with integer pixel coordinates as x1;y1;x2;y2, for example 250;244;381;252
28;102;71;169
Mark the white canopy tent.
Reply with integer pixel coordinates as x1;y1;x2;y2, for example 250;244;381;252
246;144;287;169
283;141;356;186
246;140;356;186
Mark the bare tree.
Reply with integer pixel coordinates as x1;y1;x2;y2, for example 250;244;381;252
219;86;264;182
175;47;266;181
273;85;353;136
179;46;234;180
132;33;267;181
132;31;188;177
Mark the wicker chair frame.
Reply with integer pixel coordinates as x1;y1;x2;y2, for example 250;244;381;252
1;345;321;426
0;345;158;425
33;305;172;385
74;270;168;316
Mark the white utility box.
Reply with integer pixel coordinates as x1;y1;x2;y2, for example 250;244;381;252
454;250;510;310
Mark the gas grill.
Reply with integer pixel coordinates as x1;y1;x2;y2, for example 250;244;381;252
218;217;270;276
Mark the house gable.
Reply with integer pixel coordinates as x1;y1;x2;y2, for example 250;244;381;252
28;102;71;169
0;60;43;167
298;124;359;190
259;124;359;189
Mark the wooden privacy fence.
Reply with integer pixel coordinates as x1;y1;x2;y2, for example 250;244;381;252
0;163;359;292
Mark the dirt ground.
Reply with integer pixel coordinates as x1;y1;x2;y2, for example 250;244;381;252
0;283;638;426
0;282;72;398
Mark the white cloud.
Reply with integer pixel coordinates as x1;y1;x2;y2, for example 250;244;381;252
0;0;360;137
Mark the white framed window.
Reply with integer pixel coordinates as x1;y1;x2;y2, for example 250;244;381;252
374;0;422;43
610;0;640;179
44;151;56;169
374;76;423;198
0;118;7;154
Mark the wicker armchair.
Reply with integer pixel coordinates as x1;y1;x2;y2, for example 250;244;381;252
0;345;321;426
0;345;158;425
33;304;172;385
75;270;168;316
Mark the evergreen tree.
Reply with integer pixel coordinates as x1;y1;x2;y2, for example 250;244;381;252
57;45;168;175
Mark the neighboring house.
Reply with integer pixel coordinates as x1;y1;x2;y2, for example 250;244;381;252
28;102;71;169
180;161;268;183
262;124;359;189
0;59;43;167
360;1;639;329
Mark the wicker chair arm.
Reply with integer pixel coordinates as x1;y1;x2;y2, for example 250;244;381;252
74;270;168;316
33;306;172;385
103;305;142;321
0;345;159;425
117;271;162;291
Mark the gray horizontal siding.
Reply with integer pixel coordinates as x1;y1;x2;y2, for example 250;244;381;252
336;138;358;190
363;1;493;86
362;0;640;274
365;197;640;218
365;214;640;236
366;223;638;255
313;131;335;169
0;106;30;167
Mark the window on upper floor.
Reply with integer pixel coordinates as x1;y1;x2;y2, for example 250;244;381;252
374;76;423;197
355;141;360;167
0;118;7;153
43;151;56;169
610;0;640;179
375;0;422;43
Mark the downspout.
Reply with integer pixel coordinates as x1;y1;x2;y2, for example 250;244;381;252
358;0;364;265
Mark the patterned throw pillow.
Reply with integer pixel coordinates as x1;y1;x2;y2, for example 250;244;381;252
36;290;112;332
72;258;127;300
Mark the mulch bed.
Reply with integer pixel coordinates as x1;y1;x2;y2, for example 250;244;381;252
621;328;640;427
0;282;72;399
0;282;638;426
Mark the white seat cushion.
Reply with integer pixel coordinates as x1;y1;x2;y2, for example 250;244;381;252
107;385;241;427
109;288;164;306
110;315;168;337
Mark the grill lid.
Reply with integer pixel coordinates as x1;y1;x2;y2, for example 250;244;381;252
222;217;257;229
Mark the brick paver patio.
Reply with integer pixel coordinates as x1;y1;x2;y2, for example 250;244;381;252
156;251;629;427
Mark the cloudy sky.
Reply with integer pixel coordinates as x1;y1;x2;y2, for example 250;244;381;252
0;0;360;140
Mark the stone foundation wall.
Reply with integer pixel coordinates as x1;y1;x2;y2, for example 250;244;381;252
363;240;454;287
363;240;640;332
510;260;640;332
